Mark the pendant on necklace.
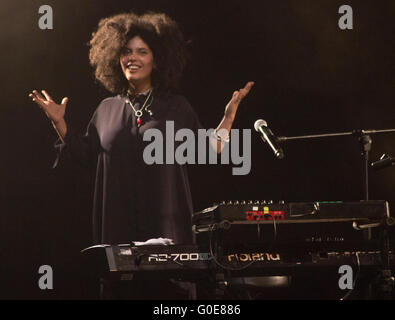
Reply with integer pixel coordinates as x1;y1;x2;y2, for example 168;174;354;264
126;90;154;128
135;110;143;127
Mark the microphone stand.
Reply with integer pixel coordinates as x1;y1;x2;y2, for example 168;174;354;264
278;127;395;299
278;128;395;201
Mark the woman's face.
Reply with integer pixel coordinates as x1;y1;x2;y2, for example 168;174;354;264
120;36;154;91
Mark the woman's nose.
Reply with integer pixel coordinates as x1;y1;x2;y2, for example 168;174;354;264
126;51;138;61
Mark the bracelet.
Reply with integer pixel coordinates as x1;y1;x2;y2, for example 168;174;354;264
213;129;230;143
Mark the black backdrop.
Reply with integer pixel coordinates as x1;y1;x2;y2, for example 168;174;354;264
0;0;394;299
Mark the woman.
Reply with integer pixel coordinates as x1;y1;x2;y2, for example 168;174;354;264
29;12;253;297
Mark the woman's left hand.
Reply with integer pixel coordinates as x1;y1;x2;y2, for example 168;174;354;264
224;81;254;119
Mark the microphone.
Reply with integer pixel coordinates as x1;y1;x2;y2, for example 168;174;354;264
254;119;284;159
371;154;395;170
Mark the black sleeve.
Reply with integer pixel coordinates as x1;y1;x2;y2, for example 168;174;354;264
177;95;204;132
52;111;100;169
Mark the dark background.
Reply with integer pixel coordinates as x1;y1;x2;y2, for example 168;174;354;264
0;0;394;299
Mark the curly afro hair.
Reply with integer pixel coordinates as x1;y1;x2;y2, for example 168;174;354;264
88;11;187;95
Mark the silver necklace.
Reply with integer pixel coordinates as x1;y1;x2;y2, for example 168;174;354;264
126;89;154;127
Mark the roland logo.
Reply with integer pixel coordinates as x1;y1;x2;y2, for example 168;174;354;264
227;253;281;262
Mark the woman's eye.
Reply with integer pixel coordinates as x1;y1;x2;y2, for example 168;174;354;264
121;48;130;55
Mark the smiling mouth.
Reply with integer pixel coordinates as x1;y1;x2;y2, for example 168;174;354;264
126;64;141;71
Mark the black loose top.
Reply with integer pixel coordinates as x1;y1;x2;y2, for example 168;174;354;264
55;93;202;245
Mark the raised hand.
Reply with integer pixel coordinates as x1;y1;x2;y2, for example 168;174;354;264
224;81;254;119
29;90;68;124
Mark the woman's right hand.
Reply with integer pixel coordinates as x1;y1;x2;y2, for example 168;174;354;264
29;90;68;125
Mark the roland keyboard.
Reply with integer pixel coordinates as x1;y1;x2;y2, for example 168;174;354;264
81;244;393;281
